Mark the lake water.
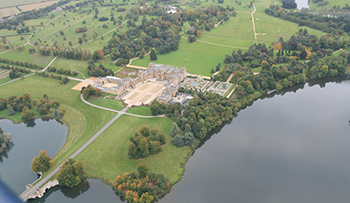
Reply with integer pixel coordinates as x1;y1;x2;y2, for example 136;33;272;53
25;76;350;203
295;0;310;10
0;118;67;195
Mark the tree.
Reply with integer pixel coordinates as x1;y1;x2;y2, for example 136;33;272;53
21;107;34;121
137;163;150;178
140;125;150;137
93;49;104;61
299;50;307;60
171;124;179;137
150;49;157;60
57;159;85;187
78;37;83;44
30;150;53;173
7;105;15;116
196;30;202;38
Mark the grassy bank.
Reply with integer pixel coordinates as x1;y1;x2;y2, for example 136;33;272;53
76;115;192;184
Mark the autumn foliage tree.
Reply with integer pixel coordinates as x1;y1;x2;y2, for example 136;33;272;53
92;49;104;61
112;164;171;202
30;150;53;173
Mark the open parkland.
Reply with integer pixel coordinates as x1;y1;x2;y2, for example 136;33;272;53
0;0;349;201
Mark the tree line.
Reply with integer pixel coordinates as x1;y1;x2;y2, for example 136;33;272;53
265;5;350;34
0;93;65;121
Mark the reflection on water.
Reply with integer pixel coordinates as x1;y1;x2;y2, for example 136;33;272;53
28;179;123;203
159;78;350;203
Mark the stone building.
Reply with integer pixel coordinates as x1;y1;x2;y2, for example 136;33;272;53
92;63;187;104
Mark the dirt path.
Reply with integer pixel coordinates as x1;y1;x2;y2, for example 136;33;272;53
180;36;248;49
226;72;234;82
251;5;257;40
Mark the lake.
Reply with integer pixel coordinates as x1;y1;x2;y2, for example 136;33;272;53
295;0;310;10
27;77;350;202
0;118;67;195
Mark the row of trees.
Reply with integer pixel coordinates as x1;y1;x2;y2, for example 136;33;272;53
0;127;12;154
35;71;70;84
128;125;166;159
0;58;44;70
112;163;171;202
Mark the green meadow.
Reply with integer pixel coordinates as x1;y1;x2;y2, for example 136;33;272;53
76;114;192;184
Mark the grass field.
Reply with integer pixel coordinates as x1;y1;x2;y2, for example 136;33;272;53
0;7;20;18
18;0;58;12
126;106;152;116
0;0;56;8
76;115;192;184
131;38;233;76
87;96;125;111
0;48;54;67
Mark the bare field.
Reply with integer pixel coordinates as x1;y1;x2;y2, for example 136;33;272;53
18;0;58;12
0;7;20;18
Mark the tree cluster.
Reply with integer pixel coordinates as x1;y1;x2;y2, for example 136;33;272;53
0;127;12;154
128;125;166;159
57;159;85;188
151;91;234;141
170;123;195;147
0;93;63;120
30;150;53;173
82;84;103;100
87;61;114;76
112;163;171;203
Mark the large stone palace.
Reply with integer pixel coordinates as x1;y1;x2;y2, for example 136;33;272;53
92;63;187;104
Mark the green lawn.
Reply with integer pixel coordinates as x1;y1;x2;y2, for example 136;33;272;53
76;115;192;184
52;57;122;78
87;95;125;111
0;48;54;67
126;106;152;116
131;38;232;76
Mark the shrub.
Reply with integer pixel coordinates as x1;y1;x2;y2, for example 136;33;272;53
116;7;126;12
76;27;87;33
99;17;109;21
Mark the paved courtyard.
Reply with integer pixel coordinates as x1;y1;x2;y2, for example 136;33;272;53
122;81;165;106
